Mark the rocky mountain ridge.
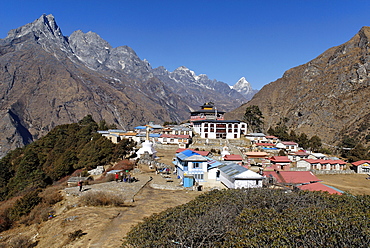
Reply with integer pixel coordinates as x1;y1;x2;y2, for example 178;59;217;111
0;14;256;156
227;26;370;145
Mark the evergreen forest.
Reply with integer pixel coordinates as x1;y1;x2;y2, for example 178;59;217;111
0;115;135;202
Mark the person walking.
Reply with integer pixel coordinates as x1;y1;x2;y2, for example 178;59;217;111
78;180;83;191
115;173;119;183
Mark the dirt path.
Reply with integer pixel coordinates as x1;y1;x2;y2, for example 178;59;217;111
87;184;200;247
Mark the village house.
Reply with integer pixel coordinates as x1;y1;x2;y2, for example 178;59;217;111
296;159;347;171
245;152;269;167
276;141;299;152
288;151;310;162
263;171;342;194
254;142;277;151
218;163;264;189
267;156;292;171
98;130;121;144
162;126;193;136
265;135;280;144
98;129;130;143
223;154;244;166
351;160;370;173
307;152;327;160
157;134;192;146
245;133;267;143
174;149;223;188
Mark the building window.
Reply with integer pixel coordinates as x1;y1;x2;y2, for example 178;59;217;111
193;162;201;168
193;174;204;180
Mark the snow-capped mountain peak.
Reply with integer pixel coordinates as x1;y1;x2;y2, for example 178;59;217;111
232;77;258;100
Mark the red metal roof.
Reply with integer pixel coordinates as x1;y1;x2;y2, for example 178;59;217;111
351;160;370;166
263;171;321;184
269;156;291;163
298;183;342;195
265;135;278;139
281;141;298;145
256;142;275;146
294;151;309;156
223;154;243;161
303;159;346;165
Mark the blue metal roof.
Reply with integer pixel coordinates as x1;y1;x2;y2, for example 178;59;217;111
136;133;161;138
108;129;126;133
176;149;200;160
205;156;223;169
134;126;147;129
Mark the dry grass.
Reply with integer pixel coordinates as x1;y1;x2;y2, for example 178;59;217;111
80;191;126;207
155;147;179;165
316;173;370;195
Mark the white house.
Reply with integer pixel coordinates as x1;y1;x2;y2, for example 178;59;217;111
192;120;247;139
162;126;193;137
157;134;191;145
276;141;299;152
174;149;225;188
351;160;370;173
297;159;347;171
245;133;267;143
218;163;264;189
175;150;209;182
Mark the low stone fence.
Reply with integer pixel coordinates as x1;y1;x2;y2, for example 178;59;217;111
137;158;171;170
311;169;355;175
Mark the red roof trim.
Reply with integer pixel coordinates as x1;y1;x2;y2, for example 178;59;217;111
351;160;370;166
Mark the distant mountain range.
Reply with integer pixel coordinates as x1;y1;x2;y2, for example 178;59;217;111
0;14;257;156
227;27;370;146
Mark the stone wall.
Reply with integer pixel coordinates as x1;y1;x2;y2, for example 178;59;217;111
311;169;355;175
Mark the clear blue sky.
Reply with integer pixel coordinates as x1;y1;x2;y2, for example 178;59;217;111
1;1;370;89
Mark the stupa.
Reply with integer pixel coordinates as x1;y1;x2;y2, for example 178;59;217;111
136;125;157;159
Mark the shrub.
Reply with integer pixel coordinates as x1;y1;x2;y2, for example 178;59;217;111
80;191;126;207
68;229;85;242
8;235;37;248
8;190;41;221
123;189;370;247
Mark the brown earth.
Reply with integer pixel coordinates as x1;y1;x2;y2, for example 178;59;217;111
316;173;370;195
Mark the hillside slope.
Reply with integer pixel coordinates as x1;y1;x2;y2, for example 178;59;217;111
227;26;370;145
